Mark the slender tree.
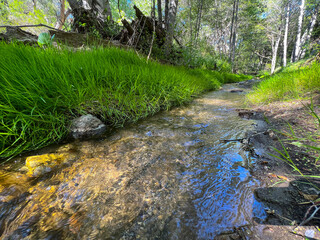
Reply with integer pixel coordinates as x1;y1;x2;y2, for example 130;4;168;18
293;0;305;62
298;3;319;59
194;0;204;42
55;0;72;30
157;0;162;26
165;0;169;30
283;1;290;67
164;0;179;54
230;0;239;72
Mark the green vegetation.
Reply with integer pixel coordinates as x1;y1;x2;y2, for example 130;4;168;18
248;61;320;185
247;63;320;104
270;105;320;179
0;43;250;159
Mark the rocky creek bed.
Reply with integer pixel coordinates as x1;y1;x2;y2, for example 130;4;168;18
0;80;319;239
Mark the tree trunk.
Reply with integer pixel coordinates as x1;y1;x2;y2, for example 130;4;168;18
151;0;156;18
229;0;236;54
164;0;179;55
106;0;113;21
293;0;305;62
188;0;193;45
230;0;239;72
66;0;78;10
271;34;281;74
157;0;162;26
55;0;72;30
194;0;204;42
299;5;318;59
165;0;169;30
66;0;111;36
283;2;290;67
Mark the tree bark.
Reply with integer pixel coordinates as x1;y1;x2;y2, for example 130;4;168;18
157;0;162;26
188;0;193;44
165;0;169;30
66;0;112;36
106;0;113;21
283;2;290;67
271;34;281;74
299;5;319;59
55;0;72;30
293;0;305;62
229;0;236;56
194;0;204;42
230;0;239;72
164;0;179;55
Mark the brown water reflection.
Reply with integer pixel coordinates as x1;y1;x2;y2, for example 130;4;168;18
0;83;266;239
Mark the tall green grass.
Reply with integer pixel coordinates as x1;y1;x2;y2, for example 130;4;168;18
0;43;248;159
247;63;320;104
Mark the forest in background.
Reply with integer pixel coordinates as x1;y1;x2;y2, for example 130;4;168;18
0;0;319;74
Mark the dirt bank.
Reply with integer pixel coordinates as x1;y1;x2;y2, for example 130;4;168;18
237;87;320;239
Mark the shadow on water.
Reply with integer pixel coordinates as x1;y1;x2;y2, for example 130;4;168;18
1;81;317;239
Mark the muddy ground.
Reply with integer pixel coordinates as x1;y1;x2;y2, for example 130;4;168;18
217;81;320;240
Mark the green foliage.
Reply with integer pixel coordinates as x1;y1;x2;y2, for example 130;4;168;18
0;0;56;32
0;43;227;159
37;32;55;47
247;63;320;104
221;72;253;83
178;46;231;72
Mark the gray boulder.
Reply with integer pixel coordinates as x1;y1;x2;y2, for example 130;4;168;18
70;114;107;139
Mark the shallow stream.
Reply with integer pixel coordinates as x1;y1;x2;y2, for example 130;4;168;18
0;82;267;239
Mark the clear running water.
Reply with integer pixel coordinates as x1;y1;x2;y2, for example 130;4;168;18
0;83;266;239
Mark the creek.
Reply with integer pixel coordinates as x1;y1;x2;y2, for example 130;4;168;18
0;82;267;239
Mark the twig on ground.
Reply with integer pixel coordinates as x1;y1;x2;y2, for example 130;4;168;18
300;204;320;226
266;209;295;224
220;138;245;143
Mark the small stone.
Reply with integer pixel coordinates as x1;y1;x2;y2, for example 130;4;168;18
305;229;315;238
230;88;244;93
70;114;107;139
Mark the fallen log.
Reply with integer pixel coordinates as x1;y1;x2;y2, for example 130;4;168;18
0;26;38;45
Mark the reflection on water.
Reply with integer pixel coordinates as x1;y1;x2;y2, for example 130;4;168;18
0;84;266;239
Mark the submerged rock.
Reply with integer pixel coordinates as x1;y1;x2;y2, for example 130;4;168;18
70;114;107;139
25;153;74;177
229;88;244;93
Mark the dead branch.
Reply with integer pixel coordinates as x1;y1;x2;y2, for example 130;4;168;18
300;204;320;226
0;24;64;32
220;139;245;143
174;35;182;47
254;51;271;60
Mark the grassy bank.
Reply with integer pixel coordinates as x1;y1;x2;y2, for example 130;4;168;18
247;62;320;104
0;43;250;159
247;61;320;181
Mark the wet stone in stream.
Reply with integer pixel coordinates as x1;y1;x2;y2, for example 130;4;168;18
0;84;268;239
